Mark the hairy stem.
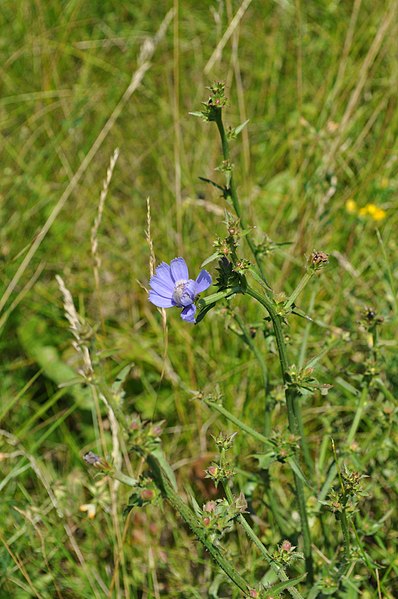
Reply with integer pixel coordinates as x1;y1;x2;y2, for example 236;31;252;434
245;284;314;582
147;453;250;594
222;483;305;599
213;110;269;287
285;272;314;312
99;384;251;594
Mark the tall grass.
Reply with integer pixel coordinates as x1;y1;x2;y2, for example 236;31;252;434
1;1;397;597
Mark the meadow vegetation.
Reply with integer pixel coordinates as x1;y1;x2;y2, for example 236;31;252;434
1;1;397;597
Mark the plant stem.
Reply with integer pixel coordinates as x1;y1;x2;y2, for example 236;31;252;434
285;272;314;312
203;397;273;447
147;453;250;594
245;284;314;582
214;110;269;287
222;483;305;599
340;510;351;563
97;385;251;594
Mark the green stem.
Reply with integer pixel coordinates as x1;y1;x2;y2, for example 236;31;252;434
99;392;251;595
245;284;314;582
285;272;314;311
222;483;305;599
294;397;314;474
113;470;138;487
147;453;250;594
203;397;273;447
340;510;351;563
214;110;269;287
203;397;309;493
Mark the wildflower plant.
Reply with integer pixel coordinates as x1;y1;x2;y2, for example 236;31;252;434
70;83;392;597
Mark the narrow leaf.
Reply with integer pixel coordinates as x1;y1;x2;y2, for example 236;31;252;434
233;119;250;136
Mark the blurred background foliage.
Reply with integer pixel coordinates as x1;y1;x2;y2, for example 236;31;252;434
0;0;397;597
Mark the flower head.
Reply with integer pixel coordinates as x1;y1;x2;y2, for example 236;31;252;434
148;257;212;323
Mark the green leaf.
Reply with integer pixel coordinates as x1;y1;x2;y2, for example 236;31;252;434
286;457;312;489
189;111;206;120
252;452;276;470
198;176;226;193
232;119;249;136
151;448;178;491
195;302;217;324
264;573;307;597
201;251;220;268
112;364;133;394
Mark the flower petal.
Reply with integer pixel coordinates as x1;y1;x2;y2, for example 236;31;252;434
148;291;174;308
152;262;174;286
195;269;212;294
149;275;174;298
170;257;189;282
180;304;196;323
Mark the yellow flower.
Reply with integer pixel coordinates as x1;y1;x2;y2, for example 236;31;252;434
358;203;386;221
79;503;96;519
371;207;386;221
345;198;357;214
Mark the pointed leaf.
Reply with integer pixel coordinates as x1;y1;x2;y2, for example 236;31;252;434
201;252;220;268
287;457;312;489
233;119;250;136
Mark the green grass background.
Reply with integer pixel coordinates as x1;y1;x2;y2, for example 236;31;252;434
1;1;397;597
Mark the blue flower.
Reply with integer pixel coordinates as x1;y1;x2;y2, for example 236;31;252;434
148;257;212;323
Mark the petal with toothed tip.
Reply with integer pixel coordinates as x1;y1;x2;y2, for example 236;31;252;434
180;304;196;323
170;257;189;282
195;270;212;294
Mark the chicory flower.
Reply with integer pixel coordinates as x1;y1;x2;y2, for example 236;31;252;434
148;257;212;323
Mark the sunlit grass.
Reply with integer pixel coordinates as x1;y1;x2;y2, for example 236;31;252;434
1;1;397;597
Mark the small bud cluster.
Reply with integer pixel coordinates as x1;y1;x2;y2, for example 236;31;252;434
213;214;251;283
206;425;238;487
271;539;304;567
214;213;241;260
130;414;165;453
273;292;288;318
309;250;329;271
285;364;317;395
216;159;233;174
256;235;280;256
190;82;227;122
125;477;160;512
255;431;300;468
341;466;368;497
199;388;223;404
325;466;368;517
234;258;251;274
318;576;338;594
212;431;238;451
360;306;384;330
215;159;234;190
202;82;227;121
201;493;248;544
205;462;235;488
